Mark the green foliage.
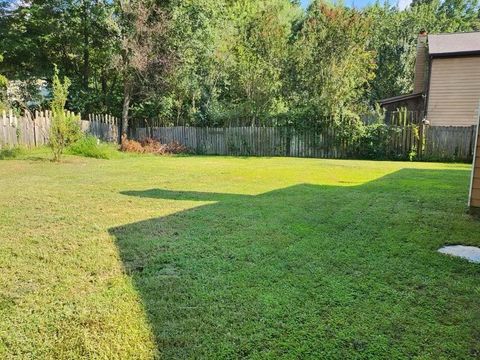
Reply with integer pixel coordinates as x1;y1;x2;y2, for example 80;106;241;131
356;122;395;159
0;74;6;88
1;0;479;129
49;67;82;161
0;0;119;114
0;54;7;111
0;54;6;85
164;0;300;126
0;146;24;160
355;109;422;160
217;0;299;126
290;2;376;123
67;135;118;159
0;101;7;113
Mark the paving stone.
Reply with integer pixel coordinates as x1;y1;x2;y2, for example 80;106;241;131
438;245;480;263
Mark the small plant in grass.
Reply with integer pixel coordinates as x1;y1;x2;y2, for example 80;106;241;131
49;66;82;161
0;146;24;160
67;135;118;159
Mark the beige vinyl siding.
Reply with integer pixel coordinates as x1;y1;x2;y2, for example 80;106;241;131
427;56;480;126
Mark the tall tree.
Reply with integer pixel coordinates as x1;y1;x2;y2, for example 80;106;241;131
164;0;223;126
0;0;118;113
115;0;172;137
290;1;376;124
220;0;300;125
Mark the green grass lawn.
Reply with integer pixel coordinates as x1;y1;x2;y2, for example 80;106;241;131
1;152;479;359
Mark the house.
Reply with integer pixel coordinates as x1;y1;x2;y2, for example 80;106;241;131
380;31;480;126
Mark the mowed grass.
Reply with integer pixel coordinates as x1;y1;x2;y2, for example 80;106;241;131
0;153;479;359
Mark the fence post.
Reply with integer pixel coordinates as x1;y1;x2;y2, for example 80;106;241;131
33;110;38;147
13;113;18;146
117;117;121;144
418;122;425;159
47;110;51;143
1;110;6;148
41;111;45;146
285;126;292;157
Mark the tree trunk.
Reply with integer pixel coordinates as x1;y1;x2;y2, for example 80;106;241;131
82;0;90;92
101;71;108;108
82;42;89;90
121;78;132;140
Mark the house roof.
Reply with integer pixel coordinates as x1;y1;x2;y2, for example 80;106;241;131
429;32;480;57
379;92;423;106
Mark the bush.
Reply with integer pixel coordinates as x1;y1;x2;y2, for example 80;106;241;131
0;147;24;160
355;122;415;160
50;111;82;161
49;66;82;161
120;135;144;153
355;123;391;159
67;135;117;159
120;135;188;155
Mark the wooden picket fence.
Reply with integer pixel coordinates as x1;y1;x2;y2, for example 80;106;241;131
0;110;477;162
131;124;477;161
0;111;119;148
0;110;52;147
423;125;477;161
134;126;354;158
83;114;120;143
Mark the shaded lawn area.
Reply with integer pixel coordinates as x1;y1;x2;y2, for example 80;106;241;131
0;155;479;358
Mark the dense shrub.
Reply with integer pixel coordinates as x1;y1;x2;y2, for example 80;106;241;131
67;135;118;159
355;122;416;160
121;136;188;155
355;123;391;159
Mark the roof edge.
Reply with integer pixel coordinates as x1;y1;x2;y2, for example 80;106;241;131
430;50;480;58
378;92;423;105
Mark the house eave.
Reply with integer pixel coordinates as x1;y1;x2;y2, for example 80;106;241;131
430;50;480;58
378;92;424;106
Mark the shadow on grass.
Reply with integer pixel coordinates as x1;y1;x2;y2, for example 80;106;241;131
110;168;480;358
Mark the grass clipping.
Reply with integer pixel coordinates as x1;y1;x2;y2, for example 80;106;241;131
121;136;188;155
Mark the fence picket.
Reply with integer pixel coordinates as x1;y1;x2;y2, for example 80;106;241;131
1;111;6;147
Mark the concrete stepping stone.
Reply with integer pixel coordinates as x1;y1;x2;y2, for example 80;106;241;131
438;245;480;263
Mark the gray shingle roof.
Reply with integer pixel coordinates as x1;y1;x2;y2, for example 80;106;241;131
428;32;480;56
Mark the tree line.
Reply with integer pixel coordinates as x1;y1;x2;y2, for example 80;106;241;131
0;0;479;134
